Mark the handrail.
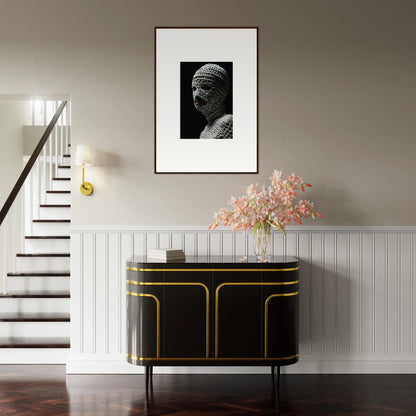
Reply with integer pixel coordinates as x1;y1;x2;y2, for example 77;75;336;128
0;101;67;226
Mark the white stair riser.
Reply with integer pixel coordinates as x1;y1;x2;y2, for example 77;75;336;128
0;322;69;338
46;193;71;205
39;207;71;220
15;257;70;273
61;157;71;167
1;298;69;314
25;239;70;253
52;180;71;191
32;222;70;236
57;168;71;178
6;277;70;292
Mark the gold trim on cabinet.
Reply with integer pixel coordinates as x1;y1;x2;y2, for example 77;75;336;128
127;353;299;362
126;291;160;358
127;267;299;272
126;280;210;357
264;291;300;357
215;282;299;357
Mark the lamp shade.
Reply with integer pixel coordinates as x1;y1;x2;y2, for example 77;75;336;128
75;145;93;166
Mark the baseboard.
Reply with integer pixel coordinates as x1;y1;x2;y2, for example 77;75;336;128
0;349;70;364
66;354;416;374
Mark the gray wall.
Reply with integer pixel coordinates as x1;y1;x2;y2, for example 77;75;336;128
0;0;414;226
0;100;30;206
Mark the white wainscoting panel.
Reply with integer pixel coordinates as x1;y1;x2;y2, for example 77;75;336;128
68;226;416;374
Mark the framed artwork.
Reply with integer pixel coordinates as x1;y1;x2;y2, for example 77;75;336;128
155;27;258;174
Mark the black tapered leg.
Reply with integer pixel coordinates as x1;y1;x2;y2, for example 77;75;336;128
276;365;280;397
271;366;275;377
145;366;150;391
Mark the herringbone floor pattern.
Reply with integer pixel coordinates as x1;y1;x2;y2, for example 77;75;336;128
0;365;415;415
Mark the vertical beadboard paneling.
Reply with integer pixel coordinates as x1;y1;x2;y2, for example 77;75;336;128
349;233;360;355
171;233;184;250
95;233;107;355
400;234;412;354
198;233;209;257
184;233;196;255
146;233;158;251
120;233;133;354
159;233;170;249
412;234;416;355
70;227;416;374
82;233;95;354
108;233;120;354
222;232;234;256
310;233;324;355
298;233;311;354
387;233;399;354
361;233;374;355
133;232;146;256
286;233;298;257
335;233;349;355
324;233;336;355
235;232;247;256
209;233;221;256
374;233;387;355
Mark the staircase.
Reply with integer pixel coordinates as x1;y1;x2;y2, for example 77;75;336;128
0;101;71;363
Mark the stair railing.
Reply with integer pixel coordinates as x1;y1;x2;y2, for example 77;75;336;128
0;100;69;294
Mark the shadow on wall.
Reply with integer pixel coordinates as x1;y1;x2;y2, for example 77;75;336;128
88;150;123;195
298;257;353;371
309;183;371;225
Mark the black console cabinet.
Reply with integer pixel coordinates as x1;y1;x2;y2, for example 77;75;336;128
126;256;299;389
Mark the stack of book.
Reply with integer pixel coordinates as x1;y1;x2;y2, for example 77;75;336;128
147;248;185;262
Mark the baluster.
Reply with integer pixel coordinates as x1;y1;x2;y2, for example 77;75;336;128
36;159;41;218
49;120;53;192
68;101;72;148
59;101;63;164
42;146;46;205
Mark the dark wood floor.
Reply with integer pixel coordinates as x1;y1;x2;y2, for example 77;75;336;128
0;365;415;415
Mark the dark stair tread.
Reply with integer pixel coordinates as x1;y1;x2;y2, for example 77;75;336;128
40;204;71;208
58;166;70;169
46;191;71;194
33;219;71;223
0;291;70;298
25;236;70;239
7;272;70;277
0;337;70;348
0;313;70;322
52;178;70;181
16;253;70;257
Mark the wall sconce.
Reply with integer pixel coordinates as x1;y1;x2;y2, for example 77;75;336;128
75;145;94;196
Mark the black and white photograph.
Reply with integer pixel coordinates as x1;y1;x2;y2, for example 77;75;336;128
180;62;233;140
155;27;257;173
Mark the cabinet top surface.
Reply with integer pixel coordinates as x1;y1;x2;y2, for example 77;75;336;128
127;255;298;267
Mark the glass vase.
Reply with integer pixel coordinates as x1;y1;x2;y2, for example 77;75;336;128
253;224;272;261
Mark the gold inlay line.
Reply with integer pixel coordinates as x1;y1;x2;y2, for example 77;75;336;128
215;282;299;357
127;353;299;362
264;291;300;357
126;292;160;358
127;267;299;272
126;281;210;358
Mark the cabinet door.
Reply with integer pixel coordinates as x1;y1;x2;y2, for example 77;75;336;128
162;269;211;358
214;269;262;358
262;269;299;359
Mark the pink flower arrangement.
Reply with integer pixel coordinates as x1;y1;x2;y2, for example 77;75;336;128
209;170;321;235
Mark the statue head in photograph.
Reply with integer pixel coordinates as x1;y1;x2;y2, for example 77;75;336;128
192;63;233;139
